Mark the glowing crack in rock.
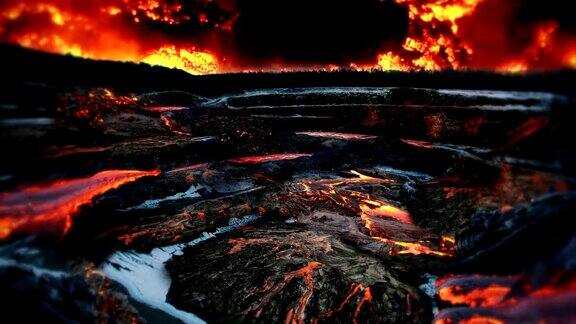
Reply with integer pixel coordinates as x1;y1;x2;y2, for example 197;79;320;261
102;215;259;324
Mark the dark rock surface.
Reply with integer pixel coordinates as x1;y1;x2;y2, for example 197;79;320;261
1;56;575;323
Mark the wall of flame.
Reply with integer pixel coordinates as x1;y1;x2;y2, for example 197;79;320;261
1;0;575;74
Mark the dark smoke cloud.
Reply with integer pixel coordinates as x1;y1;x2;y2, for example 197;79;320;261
232;0;408;66
517;0;576;32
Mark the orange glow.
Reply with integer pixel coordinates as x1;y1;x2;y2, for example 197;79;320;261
58;88;139;126
373;0;482;71
255;261;322;324
1;0;575;72
227;153;312;164
296;132;378;141
143;106;188;112
227;238;273;254
352;287;373;324
160;114;193;136
525;276;576;299
299;171;452;258
141;46;218;75
438;284;511;307
433;274;576;324
339;284;364;311
166;163;208;174
376;52;408;71
360;201;413;224
435;315;505;324
459;316;505;324
0;2;220;74
401;139;436;149
498;22;561;73
375;237;454;257
285;261;322;324
312;283;375;322
504;117;548;149
0;169;160;240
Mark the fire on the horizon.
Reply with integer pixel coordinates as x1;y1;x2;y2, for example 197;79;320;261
1;0;575;74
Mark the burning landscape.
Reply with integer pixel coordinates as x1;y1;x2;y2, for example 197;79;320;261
2;0;576;73
1;0;576;323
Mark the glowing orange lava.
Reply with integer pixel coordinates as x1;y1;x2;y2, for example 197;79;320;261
227;153;312;164
160;114;193;136
300;171;453;258
0;169;160;240
141;46;218;74
435;315;505;324
296;132;379;141
143;106;188;112
434;274;576;324
503;117;548;150
0;1;220;74
438;283;511;307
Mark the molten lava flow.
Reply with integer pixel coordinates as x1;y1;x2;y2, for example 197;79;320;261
375;0;482;71
227;153;312;164
296;132;378;141
0;169;160;240
300;171;453;257
143;106;188;112
283;261;322;324
227;238;274;254
0;1;221;74
434;269;576;323
166;163;209;174
498;21;562;73
359;201;412;224
352;287;373;324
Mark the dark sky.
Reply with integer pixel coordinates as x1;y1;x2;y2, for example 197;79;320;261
232;0;408;65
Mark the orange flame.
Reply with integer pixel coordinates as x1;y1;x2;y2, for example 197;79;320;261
1;0;574;73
